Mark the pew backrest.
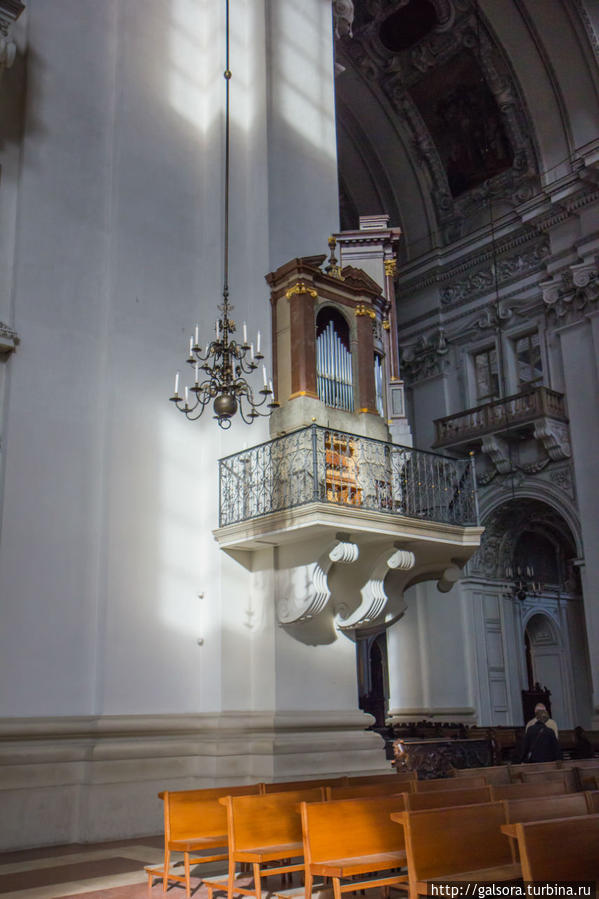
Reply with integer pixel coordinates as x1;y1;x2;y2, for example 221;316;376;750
503;792;589;823
262;778;346;793
516;769;577;791
164;784;261;841
326;780;414;800
301;795;406;864
395;802;513;881
347;772;415;784
404;785;492;810
491;780;569;800
515;815;599;880
414;775;487;792
453;765;511;785
224;788;325;852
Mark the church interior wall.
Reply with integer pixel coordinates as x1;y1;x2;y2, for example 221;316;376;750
0;0;598;853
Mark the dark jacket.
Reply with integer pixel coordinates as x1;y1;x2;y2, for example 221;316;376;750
521;720;561;763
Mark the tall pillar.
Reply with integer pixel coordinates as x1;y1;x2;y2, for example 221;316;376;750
558;315;599;726
266;0;340;269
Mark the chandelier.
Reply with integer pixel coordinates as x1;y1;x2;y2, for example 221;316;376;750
505;565;543;602
170;0;278;429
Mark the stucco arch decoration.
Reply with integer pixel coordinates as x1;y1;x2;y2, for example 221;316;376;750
468;496;580;582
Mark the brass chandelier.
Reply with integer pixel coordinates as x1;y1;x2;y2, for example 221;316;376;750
170;0;278;429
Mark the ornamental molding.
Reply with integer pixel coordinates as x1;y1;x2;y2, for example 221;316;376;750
467;497;577;581
285;280;318;300
541;259;599;323
440;240;550;307
397;227;545;300
401;328;450;384
341;0;538;243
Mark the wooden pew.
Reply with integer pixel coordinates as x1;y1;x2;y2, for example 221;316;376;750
403;786;492;810
301;796;408;899
510;760;562;776
262;778;346;793
500;792;590;857
327;781;414;800
515;769;578;791
347;772;416;784
504;791;589;823
157;784;262;897
391;801;520;897
452;765;511;785
491;780;571;800
413;775;487;792
206;788;325;899
511;814;599;882
576;765;599;790
586;790;599;812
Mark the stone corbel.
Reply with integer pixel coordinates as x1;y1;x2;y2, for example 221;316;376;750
481;434;512;474
533;419;571;461
276;535;359;624
0;1;24;73
336;545;415;632
437;564;462;593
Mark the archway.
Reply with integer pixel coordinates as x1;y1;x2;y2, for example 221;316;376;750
470;496;591;727
356;631;389;728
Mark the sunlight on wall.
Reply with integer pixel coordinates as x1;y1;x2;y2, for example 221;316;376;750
158;408;220;639
168;0;254;136
274;2;337;159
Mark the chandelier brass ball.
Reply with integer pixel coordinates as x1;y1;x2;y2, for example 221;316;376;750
214;393;238;420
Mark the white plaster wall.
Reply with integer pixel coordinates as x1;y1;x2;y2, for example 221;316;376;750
0;0;342;723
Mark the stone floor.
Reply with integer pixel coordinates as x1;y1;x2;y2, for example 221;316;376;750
0;839;317;899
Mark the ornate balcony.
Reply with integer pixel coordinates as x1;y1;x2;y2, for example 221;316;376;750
215;426;483;632
433;386;568;452
218;424;477;530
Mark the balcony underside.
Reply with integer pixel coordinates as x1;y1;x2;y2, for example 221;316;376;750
213;501;483;554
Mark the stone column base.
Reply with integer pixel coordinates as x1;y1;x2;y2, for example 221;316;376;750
0;710;387;850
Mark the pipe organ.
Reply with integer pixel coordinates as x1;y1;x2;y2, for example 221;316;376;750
316;313;354;412
265;244;392;445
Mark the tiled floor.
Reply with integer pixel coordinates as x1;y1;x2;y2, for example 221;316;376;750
0;840;308;899
0;836;170;898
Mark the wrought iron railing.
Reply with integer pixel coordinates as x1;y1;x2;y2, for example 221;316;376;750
218;425;478;528
433;386;568;449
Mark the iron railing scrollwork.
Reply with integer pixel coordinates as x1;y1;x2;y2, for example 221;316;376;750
218;425;477;528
